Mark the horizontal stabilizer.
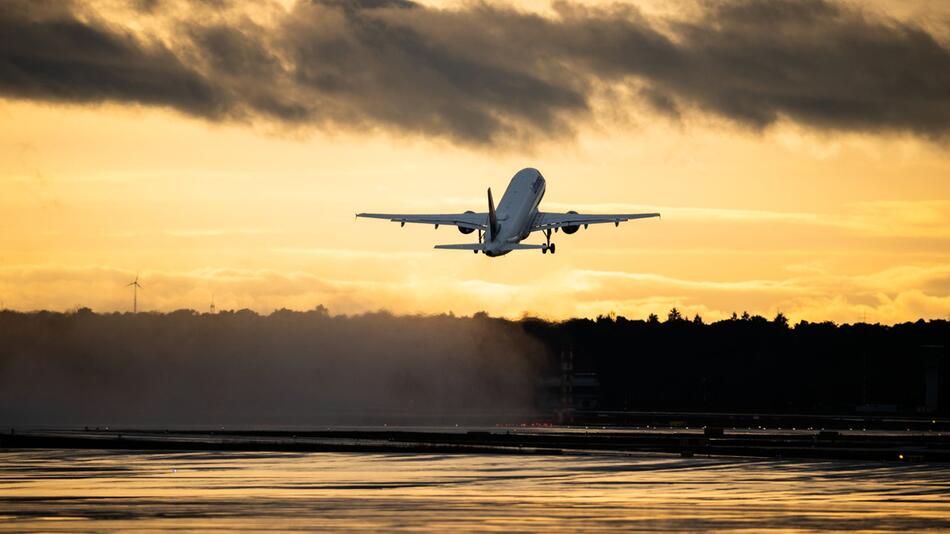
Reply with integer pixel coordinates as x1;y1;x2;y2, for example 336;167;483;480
434;243;485;250
434;243;548;252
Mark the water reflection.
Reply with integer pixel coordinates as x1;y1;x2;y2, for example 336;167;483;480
1;450;949;531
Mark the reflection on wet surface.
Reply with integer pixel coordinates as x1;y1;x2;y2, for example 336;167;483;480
1;449;949;531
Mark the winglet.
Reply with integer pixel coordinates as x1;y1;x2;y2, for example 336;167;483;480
487;188;500;240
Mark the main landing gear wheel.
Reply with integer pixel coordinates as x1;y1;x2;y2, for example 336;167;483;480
542;228;556;254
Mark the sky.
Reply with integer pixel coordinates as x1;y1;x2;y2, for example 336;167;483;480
1;0;949;324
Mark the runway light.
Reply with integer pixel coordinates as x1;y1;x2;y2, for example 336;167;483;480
899;453;905;460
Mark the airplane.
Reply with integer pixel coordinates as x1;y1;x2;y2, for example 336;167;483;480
356;168;660;257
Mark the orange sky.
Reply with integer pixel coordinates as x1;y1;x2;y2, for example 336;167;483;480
1;0;948;323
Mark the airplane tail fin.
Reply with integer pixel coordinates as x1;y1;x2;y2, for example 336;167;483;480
487;188;500;241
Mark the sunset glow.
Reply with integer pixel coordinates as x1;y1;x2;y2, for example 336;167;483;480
2;0;948;323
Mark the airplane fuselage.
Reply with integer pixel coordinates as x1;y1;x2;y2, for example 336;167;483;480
356;167;659;255
485;168;546;256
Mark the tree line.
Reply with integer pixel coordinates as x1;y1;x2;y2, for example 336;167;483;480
523;309;949;415
0;307;946;425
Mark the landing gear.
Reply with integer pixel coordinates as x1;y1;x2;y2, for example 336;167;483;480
475;229;482;254
542;229;556;254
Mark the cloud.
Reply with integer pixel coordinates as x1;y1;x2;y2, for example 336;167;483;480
568;264;950;324
1;262;948;325
162;228;276;238
1;0;948;146
272;247;428;259
543;200;950;239
837;201;950;238
0;0;223;117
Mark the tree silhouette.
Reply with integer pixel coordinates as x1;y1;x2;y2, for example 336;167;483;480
667;307;683;322
773;312;789;328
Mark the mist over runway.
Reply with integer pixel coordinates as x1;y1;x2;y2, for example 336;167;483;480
0;309;543;427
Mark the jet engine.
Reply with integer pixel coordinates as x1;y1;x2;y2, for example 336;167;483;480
458;210;476;234
562;210;580;234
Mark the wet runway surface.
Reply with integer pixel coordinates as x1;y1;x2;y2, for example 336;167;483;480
2;449;949;531
5;425;949;461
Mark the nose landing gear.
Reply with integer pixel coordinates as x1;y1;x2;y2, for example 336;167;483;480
542;229;556;254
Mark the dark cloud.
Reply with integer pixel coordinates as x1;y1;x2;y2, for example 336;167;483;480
663;1;950;135
1;0;948;145
0;0;226;117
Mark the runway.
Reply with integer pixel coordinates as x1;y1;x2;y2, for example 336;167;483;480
3;425;949;462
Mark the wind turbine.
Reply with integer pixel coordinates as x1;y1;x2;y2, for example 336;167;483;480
126;273;143;313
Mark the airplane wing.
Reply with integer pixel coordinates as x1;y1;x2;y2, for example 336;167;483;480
532;211;660;232
356;212;488;231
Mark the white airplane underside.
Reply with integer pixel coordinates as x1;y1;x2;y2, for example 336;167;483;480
357;168;660;256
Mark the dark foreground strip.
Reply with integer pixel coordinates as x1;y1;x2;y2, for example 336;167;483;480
2;430;949;462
